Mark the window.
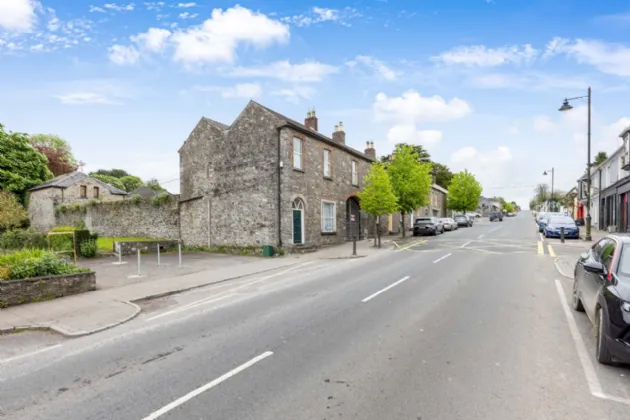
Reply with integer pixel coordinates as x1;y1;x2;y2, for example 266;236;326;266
323;149;331;178
600;239;616;272
293;137;303;170
93;186;100;199
351;161;358;185
321;201;336;233
80;185;87;198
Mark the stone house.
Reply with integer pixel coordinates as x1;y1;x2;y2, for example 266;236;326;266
386;184;448;234
28;172;128;232
178;101;377;250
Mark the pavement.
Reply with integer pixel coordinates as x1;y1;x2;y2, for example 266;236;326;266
0;238;391;336
1;213;629;419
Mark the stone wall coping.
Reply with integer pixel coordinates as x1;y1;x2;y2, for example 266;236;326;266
1;271;95;285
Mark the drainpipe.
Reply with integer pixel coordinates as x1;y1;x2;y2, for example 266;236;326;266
276;126;283;248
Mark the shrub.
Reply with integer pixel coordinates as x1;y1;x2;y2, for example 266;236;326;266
151;192;171;206
0;229;47;250
79;239;97;258
86;199;99;208
0;191;28;230
57;204;69;213
129;194;142;205
0;249;89;280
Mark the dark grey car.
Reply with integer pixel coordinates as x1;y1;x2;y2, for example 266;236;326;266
413;217;444;236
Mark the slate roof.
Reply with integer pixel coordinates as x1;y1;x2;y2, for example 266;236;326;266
130;185;164;198
29;172;128;195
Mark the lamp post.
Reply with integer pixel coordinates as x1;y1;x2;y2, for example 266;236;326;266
543;168;554;211
559;87;592;241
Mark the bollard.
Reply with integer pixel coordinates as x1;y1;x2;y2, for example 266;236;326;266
352;235;357;256
178;242;182;269
157;243;161;267
137;248;142;276
561;227;565;243
112;243;127;265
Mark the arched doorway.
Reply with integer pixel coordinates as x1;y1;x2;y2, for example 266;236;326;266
346;197;362;240
292;198;305;244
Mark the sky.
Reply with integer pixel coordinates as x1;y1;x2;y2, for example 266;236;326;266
2;0;630;207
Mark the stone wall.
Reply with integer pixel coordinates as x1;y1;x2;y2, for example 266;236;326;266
28;187;60;232
0;272;96;307
55;198;180;240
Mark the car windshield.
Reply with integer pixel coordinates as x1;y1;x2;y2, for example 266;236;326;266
415;218;431;223
549;218;575;226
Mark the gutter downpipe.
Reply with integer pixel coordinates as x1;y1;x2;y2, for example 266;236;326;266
276;126;284;248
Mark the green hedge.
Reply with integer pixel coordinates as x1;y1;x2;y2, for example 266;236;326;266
48;226;99;257
0;249;89;281
0;230;47;250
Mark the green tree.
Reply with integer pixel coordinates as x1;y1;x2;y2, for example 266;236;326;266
433;162;453;189
0;124;53;201
0;191;28;229
592;151;608;167
358;162;398;248
534;183;549;206
447;170;483;213
380;144;431;164
90;173;126;191
119;175;144;192
388;144;433;237
146;178;166;192
92;169;130;178
30;134;80;176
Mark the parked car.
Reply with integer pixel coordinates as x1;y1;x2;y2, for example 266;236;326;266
413;217;444;236
543;216;579;239
538;212;565;232
535;212;547;224
440;217;458;231
573;235;630;365
454;215;471;227
489;211;503;222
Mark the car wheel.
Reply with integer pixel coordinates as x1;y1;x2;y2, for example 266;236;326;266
571;278;584;312
596;308;614;365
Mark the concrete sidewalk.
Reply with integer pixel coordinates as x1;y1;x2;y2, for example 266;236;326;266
0;238;390;337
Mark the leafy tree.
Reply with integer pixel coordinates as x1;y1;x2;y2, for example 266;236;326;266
388;144;433;237
534;183;550;206
380;144;431;164
358;162;398;248
529;198;537;211
30;134;80;176
0;191;28;230
446;170;483;213
92;169;130;178
146;178;166;192
592;151;608;167
504;202;516;213
90;173;126;191
433;162;453;189
120;175;143;192
0;124;53;201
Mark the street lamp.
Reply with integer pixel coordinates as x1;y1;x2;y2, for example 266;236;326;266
559;87;592;241
543;168;554;211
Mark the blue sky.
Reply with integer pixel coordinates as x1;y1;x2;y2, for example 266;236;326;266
2;0;630;206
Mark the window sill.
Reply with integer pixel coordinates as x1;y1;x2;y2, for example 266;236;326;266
321;231;337;236
293;168;305;173
324;176;333;181
351;183;359;188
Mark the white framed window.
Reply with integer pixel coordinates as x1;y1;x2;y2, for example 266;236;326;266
324;149;331;177
293;137;303;169
351;161;358;185
321;201;336;233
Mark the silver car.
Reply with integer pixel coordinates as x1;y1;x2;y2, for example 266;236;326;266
440;217;458;231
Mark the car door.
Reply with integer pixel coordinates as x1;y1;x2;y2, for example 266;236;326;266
583;239;615;321
578;239;603;321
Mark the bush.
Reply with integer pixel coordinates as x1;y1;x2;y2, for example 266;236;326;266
79;239;97;258
86;199;100;208
129;194;142;205
48;227;97;256
151;192;171;206
0;229;47;250
0;191;28;230
0;249;89;280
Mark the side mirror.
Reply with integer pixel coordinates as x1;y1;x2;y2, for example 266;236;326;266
583;260;606;274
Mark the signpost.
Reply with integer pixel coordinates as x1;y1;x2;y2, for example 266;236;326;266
351;214;357;256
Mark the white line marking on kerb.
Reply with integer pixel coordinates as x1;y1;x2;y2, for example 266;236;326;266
140;351;274;420
461;241;471;248
362;276;410;303
540;233;544;242
0;344;62;364
433;253;452;263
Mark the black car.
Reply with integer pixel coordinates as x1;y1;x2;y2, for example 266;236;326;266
413;217;444;236
573;235;630;365
453;215;471;227
489;211;503;222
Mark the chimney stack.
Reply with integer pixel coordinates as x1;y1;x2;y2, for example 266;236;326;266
304;108;318;131
365;141;376;159
332;121;346;145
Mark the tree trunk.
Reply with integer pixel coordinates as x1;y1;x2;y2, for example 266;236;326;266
373;217;377;247
377;216;381;248
400;211;406;238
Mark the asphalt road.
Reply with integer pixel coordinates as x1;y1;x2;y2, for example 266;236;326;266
1;212;629;419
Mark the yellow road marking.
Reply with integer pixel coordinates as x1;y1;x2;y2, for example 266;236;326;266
397;239;427;250
537;241;544;255
548;244;556;257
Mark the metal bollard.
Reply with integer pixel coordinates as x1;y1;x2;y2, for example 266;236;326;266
561;227;565;243
352;235;357;256
157;243;161;267
178;242;182;269
137;249;142;276
112;243;127;265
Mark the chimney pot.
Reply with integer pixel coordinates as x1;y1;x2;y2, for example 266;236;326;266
312;108;316;117
305;107;318;131
339;122;344;132
365;140;376;159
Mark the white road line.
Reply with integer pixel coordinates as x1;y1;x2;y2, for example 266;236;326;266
433;253;452;264
540;232;544;242
477;234;484;239
362;276;410;303
147;262;315;322
488;226;503;233
556;280;630;405
0;344;62;364
140;351;274;420
461;241;471;248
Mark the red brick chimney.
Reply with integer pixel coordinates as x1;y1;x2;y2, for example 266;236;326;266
304;108;318;131
365;141;376;159
332;121;346;145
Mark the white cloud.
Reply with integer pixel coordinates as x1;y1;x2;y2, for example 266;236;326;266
108;44;140;65
346;55;399;81
89;6;107;13
230;60;338;82
507;125;519;135
55;92;123;105
469;72;589;91
144;2;165;11
432;44;538;67
191;83;262;99
178;12;198;19
546;37;630;77
282;6;359;27
373;90;472;124
177;2;196;7
131;27;171;52
0;0;37;32
386;125;443;148
171;5;289;64
533;115;556;132
104;3;135;12
450;146;513;196
272;85;315;104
